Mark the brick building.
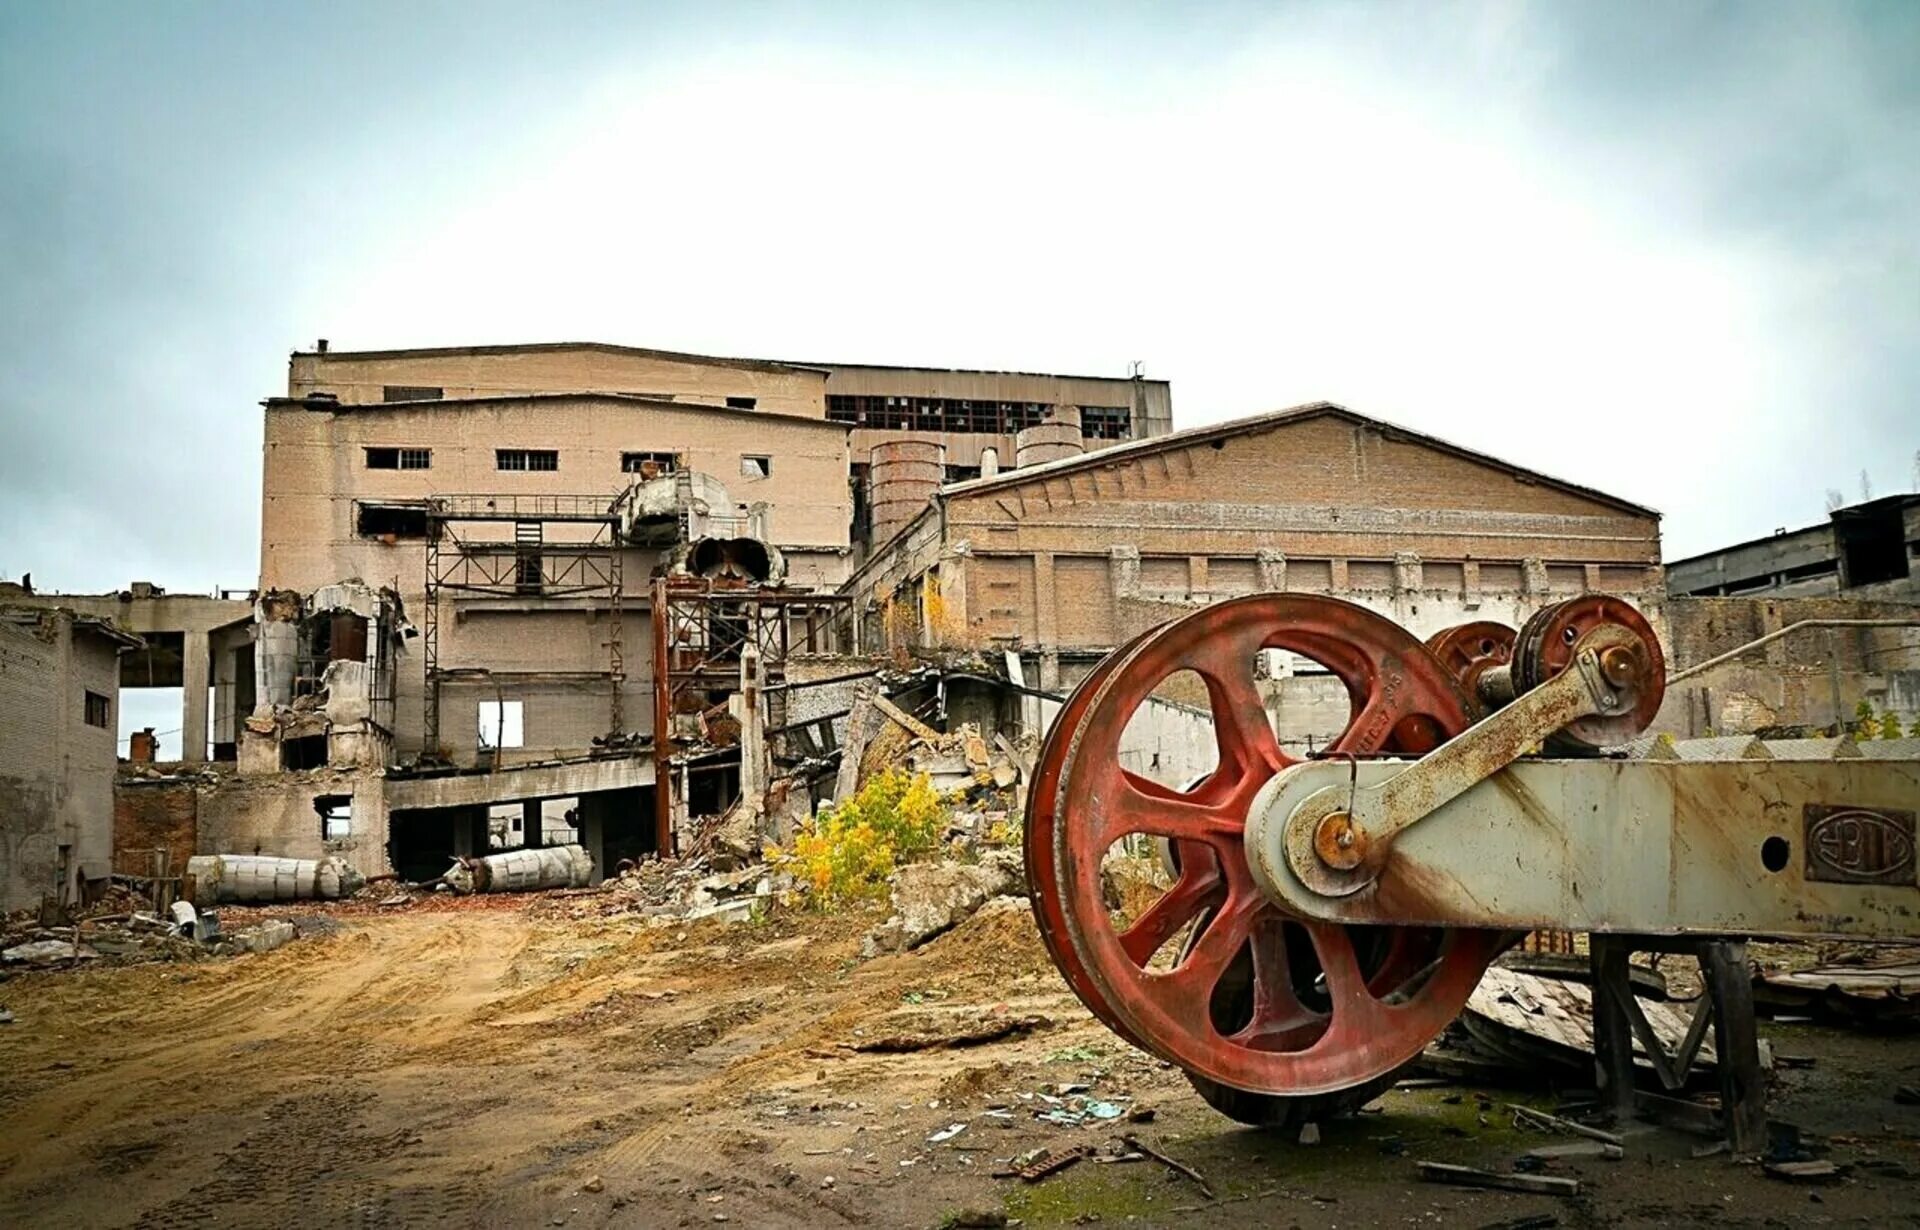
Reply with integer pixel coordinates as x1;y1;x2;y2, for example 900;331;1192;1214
844;402;1666;751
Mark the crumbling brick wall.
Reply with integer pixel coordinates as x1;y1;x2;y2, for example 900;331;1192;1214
113;780;198;877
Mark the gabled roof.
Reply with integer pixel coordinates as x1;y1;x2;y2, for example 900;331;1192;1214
262;390;852;431
294;341;830;378
938;400;1659;518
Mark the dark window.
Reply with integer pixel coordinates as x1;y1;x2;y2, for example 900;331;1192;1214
726;396;757;410
944;465;982;484
740;455;772;479
1835;502;1912;588
356;502;430;538
1081;406;1132;440
497;449;558;472
84;691;110;729
365;447;431;470
282;734;327;770
316;795;352;840
621;451;679;475
382;385;443;402
826;395;857;424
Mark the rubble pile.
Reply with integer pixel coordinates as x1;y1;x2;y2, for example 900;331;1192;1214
861;848;1026;958
531;854;786;925
1;901;304;970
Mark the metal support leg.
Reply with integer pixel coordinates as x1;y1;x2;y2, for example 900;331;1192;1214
1589;936;1637;1123
1699;939;1767;1156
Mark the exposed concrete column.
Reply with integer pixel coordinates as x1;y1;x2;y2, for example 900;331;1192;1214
1392;552;1422;593
1187;556;1209;598
576;799;606;885
1256;549;1287;594
1109;545;1141;601
182;632;211;764
1033;553;1057;647
736;646;766;811
521;800;542;848
255;620;297;713
1330;559;1350;592
1522;557;1551;597
1462;559;1482;610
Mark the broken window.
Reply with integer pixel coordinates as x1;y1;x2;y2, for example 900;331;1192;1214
726;396;757;410
316;795;352;840
478;700;524;749
740;455;772;479
621;451;679;475
382;385;443;402
1081;406;1132;440
826;395;857;424
282;734;327;770
364;447;431;470
497;449;559;472
1835;501;1912;588
944;465;982;484
83;690;110;728
356;501;430;538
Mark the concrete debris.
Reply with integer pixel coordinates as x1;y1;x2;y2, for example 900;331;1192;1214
3;939;99;964
1420;965;1714;1080
186;854;366;907
1753;955;1920;1024
859;849;1025;957
444;845;593;896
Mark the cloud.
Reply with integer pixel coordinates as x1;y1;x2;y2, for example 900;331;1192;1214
1;1;1912;594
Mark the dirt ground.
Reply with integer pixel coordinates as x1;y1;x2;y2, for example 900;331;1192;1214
4;898;1920;1229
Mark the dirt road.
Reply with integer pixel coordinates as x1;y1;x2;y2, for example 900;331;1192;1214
3;901;1919;1228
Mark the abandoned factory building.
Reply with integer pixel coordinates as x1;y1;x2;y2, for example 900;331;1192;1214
845;401;1666;755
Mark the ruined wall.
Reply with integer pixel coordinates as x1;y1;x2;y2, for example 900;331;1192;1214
1655;595;1920;737
0;615;122;910
114;780;199;875
290;346;829;418
194;769;390;880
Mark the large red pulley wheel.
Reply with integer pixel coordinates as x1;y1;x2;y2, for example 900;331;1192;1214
1027;595;1507;1109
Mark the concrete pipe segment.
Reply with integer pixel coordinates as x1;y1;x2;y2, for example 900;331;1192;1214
186;854;366;907
443;844;594;895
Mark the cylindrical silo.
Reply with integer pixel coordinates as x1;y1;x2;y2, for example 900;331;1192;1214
1015;405;1085;468
869;440;944;546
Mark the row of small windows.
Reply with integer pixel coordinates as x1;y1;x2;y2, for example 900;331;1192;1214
360;448;768;477
377;385;759;412
825;395;1132;440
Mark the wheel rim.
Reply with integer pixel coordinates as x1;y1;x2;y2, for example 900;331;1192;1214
1047;595;1506;1096
1423;620;1516;698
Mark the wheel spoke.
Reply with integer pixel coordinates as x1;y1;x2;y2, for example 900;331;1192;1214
1304;920;1376;1011
1161;888;1259;1002
1231;912;1327;1047
1097;777;1245;848
1204;660;1286;782
1119;861;1224;967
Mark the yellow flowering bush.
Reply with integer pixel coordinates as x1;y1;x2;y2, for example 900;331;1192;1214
772;769;949;909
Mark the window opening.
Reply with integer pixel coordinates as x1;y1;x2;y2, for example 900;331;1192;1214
382;385;444;402
497;449;559;472
621;451;679;475
478;700;525;749
740;455;772;479
316;795;352;840
84;691;110;728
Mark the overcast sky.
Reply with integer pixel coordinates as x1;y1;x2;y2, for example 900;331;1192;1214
2;0;1915;604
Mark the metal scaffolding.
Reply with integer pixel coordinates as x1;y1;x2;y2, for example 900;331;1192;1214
421;493;626;761
650;577;850;852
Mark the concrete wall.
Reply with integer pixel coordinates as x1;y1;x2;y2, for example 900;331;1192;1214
1655;595;1920;737
0;613;124;910
194;768;390;879
259;393;856;762
291;345;829;418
